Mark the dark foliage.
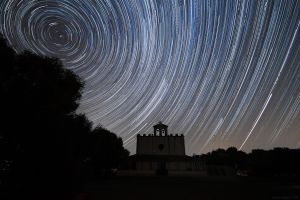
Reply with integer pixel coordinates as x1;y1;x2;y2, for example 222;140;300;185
247;147;300;176
0;35;128;199
0;35;88;199
200;147;247;170
89;126;129;177
200;147;300;177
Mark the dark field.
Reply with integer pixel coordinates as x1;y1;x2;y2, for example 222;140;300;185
84;175;300;200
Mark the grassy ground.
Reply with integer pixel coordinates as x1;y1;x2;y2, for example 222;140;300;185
84;175;300;200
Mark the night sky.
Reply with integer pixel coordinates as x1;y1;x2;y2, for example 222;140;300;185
1;0;300;155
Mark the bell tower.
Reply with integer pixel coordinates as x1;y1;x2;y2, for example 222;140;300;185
153;121;168;136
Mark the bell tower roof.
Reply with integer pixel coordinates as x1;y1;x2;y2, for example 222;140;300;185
153;121;168;128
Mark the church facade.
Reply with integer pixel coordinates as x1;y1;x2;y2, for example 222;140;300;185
136;122;185;156
130;122;205;175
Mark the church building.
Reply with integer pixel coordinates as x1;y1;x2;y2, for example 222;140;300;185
136;122;185;156
130;122;204;175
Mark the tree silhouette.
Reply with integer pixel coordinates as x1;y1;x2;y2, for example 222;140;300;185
0;36;90;199
89;126;129;177
247;148;300;177
199;146;300;177
0;35;130;199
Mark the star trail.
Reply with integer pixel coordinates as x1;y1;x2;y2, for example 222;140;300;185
1;0;300;155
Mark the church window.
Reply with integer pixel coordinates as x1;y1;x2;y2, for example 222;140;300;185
158;144;164;151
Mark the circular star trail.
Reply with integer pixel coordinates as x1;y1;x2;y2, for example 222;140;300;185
1;0;300;154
